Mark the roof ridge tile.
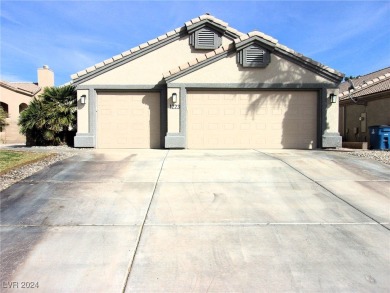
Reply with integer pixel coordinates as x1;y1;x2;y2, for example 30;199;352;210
130;46;141;53
147;38;159;45
179;62;190;71
205;51;216;58
112;54;122;61
121;50;131;57
103;58;114;65
157;34;168;41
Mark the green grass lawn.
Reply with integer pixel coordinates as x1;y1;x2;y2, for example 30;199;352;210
0;150;53;174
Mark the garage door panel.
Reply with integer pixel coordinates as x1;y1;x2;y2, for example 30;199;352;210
187;90;317;149
97;92;160;149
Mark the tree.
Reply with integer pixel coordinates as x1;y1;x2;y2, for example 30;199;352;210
18;85;77;146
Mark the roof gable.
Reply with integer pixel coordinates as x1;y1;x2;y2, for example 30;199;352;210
164;32;344;84
71;14;243;85
234;31;277;52
186;18;227;35
71;14;343;86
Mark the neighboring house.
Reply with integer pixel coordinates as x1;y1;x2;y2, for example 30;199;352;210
0;66;54;144
338;67;390;145
71;14;344;149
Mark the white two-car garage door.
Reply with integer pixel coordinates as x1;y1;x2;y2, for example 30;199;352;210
97;92;160;148
187;90;318;149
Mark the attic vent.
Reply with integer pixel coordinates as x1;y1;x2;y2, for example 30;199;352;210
198;30;215;46
246;46;265;63
189;27;222;50
237;44;270;68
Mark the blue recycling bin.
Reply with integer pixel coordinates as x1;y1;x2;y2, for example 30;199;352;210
368;125;390;150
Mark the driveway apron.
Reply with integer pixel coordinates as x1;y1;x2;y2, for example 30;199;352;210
1;149;389;292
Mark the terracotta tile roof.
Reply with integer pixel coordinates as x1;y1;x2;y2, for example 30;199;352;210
0;81;41;96
339;67;390;100
71;14;244;81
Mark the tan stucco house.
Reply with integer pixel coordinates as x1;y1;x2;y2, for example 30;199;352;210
71;14;344;149
0;66;54;144
339;67;390;146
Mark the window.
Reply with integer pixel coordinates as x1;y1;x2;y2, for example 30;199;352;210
189;27;222;50
237;44;271;68
0;102;9;117
19;103;28;113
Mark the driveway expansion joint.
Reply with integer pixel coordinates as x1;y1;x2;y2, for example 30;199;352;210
142;222;387;226
121;150;170;293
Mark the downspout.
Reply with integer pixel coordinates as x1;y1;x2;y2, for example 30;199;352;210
346;78;367;106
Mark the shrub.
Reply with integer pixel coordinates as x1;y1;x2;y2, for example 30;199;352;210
19;85;77;146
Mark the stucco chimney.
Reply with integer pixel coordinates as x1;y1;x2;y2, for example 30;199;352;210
37;65;54;88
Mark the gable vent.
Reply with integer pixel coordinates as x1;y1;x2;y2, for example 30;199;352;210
246;46;265;63
190;27;222;50
237;44;270;68
198;30;215;47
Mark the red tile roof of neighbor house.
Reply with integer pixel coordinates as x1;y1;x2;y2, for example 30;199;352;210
71;14;343;82
339;66;390;100
0;81;41;96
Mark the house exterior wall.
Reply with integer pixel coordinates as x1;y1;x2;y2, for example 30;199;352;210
367;98;390;127
344;103;367;142
167;88;180;133
77;90;89;133
0;87;32;143
173;53;331;85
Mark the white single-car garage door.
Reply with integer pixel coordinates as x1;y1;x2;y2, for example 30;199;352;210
97;91;160;148
187;90;317;149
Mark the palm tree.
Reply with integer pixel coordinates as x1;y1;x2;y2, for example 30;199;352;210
19;85;77;146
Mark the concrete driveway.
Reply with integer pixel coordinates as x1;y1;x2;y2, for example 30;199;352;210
1;149;389;292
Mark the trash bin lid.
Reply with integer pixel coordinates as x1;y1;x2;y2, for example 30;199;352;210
369;125;390;128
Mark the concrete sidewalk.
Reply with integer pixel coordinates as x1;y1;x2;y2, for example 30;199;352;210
1;149;389;292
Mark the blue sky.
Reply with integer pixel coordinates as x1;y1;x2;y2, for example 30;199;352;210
1;0;389;86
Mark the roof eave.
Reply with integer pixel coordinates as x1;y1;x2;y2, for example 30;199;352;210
339;89;390;105
71;28;187;86
273;47;344;84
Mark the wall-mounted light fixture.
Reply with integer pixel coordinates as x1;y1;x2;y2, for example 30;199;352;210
80;95;87;104
172;93;177;104
329;93;337;104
